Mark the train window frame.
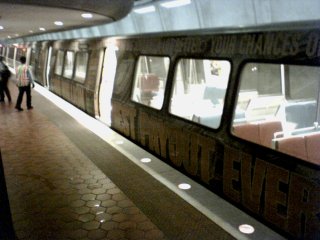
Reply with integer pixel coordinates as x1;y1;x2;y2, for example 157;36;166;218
73;51;89;83
62;50;75;79
54;50;65;76
131;55;170;110
169;57;231;129
231;61;320;165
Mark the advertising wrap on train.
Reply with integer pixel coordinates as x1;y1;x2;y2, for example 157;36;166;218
112;102;319;239
129;31;320;58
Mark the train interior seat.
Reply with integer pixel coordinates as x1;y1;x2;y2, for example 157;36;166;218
276;135;308;160
233;120;283;147
305;132;320;164
259;120;283;147
232;95;320;164
140;74;160;92
232;123;260;144
273;126;320;164
138;74;160;106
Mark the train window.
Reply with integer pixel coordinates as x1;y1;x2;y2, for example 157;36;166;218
1;47;6;57
63;51;75;79
169;59;231;129
54;50;64;75
29;49;35;67
74;52;88;83
7;47;14;59
7;47;15;68
16;48;26;62
131;55;170;109
232;63;320;165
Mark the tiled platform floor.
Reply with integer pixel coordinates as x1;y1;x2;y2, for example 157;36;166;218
0;82;236;240
0;85;166;240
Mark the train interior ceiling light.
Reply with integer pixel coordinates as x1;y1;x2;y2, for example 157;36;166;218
0;0;134;40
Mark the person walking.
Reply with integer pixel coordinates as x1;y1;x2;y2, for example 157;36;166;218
15;56;35;111
0;56;6;102
0;65;12;102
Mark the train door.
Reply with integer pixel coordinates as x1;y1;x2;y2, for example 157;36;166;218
45;46;52;87
97;42;118;125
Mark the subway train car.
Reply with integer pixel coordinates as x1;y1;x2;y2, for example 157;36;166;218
1;21;319;239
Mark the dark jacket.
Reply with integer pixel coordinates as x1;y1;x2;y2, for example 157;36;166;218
1;67;11;84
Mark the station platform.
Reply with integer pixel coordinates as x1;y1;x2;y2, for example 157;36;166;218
0;80;285;240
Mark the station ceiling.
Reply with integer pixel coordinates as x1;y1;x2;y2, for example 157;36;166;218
0;0;134;41
1;0;320;44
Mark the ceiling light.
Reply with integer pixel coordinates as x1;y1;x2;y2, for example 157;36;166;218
15;34;19;37
81;13;93;19
39;27;46;31
54;21;64;26
7;36;11;39
178;183;191;190
160;0;191;8
0;26;4;30
238;224;255;234
134;6;156;14
29;30;33;33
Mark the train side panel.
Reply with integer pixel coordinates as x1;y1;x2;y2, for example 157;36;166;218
110;31;320;239
49;39;101;116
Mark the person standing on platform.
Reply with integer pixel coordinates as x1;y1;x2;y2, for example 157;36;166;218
0;65;12;103
0;56;6;102
15;56;35;111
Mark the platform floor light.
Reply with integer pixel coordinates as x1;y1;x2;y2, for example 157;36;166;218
178;183;191;190
238;224;255;234
54;21;64;26
81;13;93;19
140;158;152;163
115;140;124;145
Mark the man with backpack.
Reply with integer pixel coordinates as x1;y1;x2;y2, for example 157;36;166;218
15;56;35;111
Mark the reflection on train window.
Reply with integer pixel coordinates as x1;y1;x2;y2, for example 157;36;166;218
131;55;170;109
232;63;320;165
54;50;64;75
74;52;88;83
63;51;75;79
169;59;231;129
